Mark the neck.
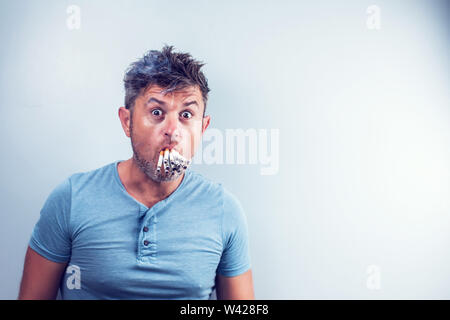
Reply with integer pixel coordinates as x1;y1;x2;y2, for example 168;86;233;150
119;158;185;202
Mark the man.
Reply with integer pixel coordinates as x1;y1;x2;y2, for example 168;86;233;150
18;45;254;300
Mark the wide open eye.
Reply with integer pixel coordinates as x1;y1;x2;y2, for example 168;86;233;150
151;109;163;117
181;111;192;119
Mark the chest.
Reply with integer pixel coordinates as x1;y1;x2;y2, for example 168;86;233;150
66;204;224;298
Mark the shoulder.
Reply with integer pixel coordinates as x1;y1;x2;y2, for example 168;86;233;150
186;169;245;215
40;163;112;216
221;186;247;226
68;161;116;194
219;186;250;254
185;169;224;199
44;176;72;209
184;170;246;218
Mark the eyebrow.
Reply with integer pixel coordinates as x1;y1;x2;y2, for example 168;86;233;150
183;101;199;109
146;97;166;106
146;97;199;109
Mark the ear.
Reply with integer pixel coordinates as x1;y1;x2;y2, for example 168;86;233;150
202;115;210;134
118;106;131;138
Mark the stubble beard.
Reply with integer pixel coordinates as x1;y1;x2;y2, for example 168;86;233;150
129;119;182;183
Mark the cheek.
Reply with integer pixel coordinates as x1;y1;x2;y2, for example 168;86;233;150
140;115;155;128
181;124;203;157
135;114;158;133
132;123;158;150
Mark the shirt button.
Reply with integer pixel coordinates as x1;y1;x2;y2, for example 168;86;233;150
143;240;150;246
143;226;149;232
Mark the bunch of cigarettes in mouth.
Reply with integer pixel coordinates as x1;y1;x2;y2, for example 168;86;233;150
156;148;191;176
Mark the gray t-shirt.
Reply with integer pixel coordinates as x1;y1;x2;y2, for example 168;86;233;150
29;160;251;299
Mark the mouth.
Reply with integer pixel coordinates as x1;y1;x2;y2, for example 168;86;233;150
161;144;177;151
156;147;191;176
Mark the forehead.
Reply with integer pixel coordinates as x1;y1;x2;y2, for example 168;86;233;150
141;84;202;103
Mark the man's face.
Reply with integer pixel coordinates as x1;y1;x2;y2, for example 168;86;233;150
121;84;210;182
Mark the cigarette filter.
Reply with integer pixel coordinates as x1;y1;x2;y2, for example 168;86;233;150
169;150;176;175
163;148;170;173
156;150;164;173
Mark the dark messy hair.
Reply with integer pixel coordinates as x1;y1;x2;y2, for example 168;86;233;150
123;45;210;117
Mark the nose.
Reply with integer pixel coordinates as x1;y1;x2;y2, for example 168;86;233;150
163;112;180;140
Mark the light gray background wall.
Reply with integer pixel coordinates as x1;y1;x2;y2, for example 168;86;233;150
1;0;449;299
